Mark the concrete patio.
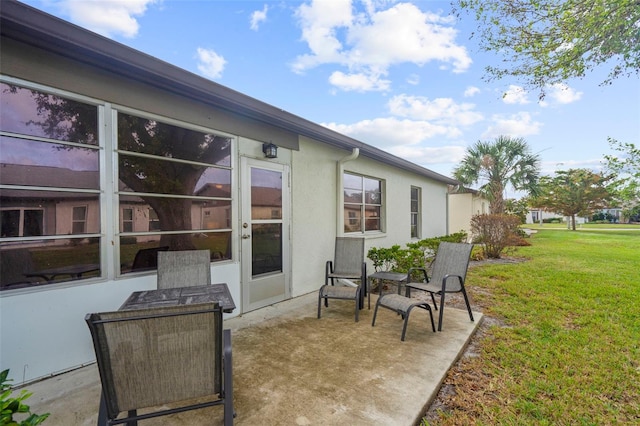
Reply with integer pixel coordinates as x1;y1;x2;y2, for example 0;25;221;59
24;291;482;425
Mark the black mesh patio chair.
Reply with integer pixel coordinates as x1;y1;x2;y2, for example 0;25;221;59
157;249;211;289
85;302;234;425
405;242;474;331
318;237;368;322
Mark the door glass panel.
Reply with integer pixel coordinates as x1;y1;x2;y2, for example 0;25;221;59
251;223;282;276
251;169;282;220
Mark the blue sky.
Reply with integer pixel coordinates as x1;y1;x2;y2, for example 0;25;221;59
21;0;640;194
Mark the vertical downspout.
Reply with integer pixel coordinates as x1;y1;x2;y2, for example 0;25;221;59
337;148;360;236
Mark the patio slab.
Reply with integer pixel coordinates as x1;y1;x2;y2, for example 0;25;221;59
24;292;482;425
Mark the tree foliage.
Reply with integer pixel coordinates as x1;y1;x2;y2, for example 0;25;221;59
604;137;640;222
531;168;613;230
454;0;640;97
453;136;541;214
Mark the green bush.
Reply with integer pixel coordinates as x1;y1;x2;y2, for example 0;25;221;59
367;231;468;274
0;369;49;426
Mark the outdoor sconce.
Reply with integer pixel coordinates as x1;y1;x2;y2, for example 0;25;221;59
262;142;278;159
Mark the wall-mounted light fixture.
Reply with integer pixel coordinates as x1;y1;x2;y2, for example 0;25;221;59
262;142;278;159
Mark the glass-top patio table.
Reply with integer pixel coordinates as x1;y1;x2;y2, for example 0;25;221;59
120;283;236;313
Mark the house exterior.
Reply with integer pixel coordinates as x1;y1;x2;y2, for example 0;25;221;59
0;0;460;384
448;187;488;236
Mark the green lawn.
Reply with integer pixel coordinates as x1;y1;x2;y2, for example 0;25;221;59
427;229;640;425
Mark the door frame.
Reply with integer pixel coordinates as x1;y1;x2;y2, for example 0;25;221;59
239;156;291;313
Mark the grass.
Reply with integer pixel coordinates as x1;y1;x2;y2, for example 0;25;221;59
425;229;640;425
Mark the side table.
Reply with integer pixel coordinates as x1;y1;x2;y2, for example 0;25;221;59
368;271;408;296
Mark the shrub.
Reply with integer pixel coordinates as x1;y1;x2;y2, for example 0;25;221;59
0;369;49;425
470;214;522;258
367;231;468;273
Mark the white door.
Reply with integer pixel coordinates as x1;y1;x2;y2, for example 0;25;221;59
240;157;290;312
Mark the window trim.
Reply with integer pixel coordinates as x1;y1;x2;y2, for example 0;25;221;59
410;186;421;239
342;172;384;234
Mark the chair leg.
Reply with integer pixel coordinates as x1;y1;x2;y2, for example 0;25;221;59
437;292;446;331
126;411;138;426
354;287;360;322
401;307;411;341
430;292;438;310
98;392;107;426
371;299;380;326
461;286;474;322
426;305;436;332
223;329;235;426
317;288;323;319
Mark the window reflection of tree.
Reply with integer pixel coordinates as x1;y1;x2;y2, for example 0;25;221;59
25;89;232;251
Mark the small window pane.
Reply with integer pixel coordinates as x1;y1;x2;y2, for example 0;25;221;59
118;196;231;232
1;240;101;290
0;190;99;236
344;207;361;233
251;223;282;276
118;112;231;166
118;155;230;197
1;210;20;237
343;173;362;190
1;137;100;189
251;169;282;220
1;83;98;144
365;205;381;231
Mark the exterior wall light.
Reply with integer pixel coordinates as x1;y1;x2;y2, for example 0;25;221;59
262;142;278;159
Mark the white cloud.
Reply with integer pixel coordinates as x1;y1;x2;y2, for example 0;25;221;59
502;85;529;104
196;48;227;79
292;1;471;92
463;86;480;97
406;74;420;85
542;83;583;106
328;71;390;92
388;144;468;166
57;0;158;38
322;117;460;148
250;5;268;31
387;94;484;126
481;112;542;139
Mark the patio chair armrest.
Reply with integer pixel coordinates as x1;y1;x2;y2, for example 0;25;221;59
407;267;429;283
325;261;334;285
441;274;464;291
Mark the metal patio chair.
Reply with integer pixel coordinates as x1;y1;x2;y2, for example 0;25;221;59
157;249;211;289
405;242;474;331
85;302;234;425
318;237;368;322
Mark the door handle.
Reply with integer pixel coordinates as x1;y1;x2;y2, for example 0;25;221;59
242;234;251;239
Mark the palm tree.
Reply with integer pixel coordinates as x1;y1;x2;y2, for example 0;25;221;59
453;136;541;214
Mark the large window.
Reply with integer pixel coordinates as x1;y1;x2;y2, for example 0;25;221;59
116;112;233;274
343;172;383;233
0;81;102;289
0;79;236;289
411;186;421;239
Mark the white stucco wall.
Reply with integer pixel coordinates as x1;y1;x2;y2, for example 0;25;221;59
290;137;450;298
0;262;240;384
